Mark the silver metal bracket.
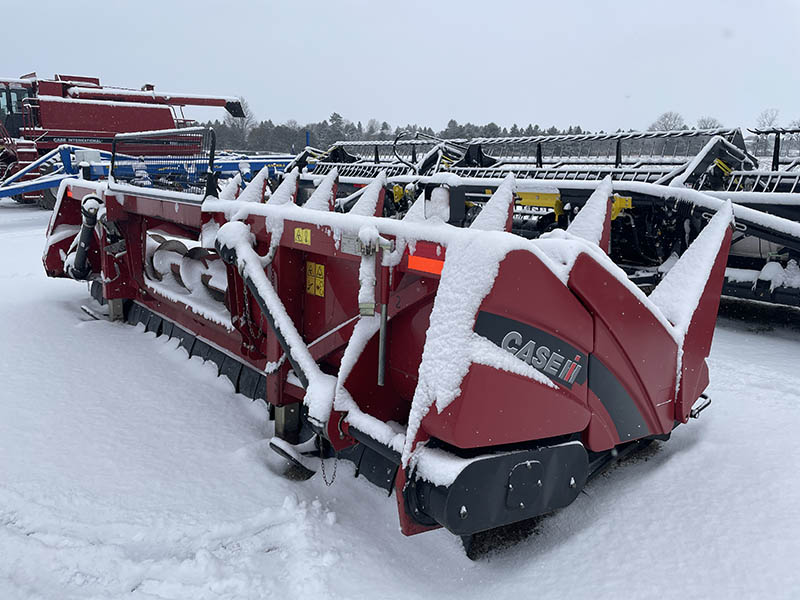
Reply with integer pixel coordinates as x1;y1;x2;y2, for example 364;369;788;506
690;394;712;419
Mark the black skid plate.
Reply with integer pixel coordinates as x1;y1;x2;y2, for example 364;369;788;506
408;442;589;536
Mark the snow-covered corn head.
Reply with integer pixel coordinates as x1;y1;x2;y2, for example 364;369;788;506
45;128;739;551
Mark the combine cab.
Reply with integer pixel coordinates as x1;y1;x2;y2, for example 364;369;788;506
0;73;244;207
45;128;745;555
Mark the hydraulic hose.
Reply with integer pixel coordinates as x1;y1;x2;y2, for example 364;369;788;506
67;194;102;280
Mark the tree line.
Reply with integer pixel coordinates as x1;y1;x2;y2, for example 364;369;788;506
207;99;798;155
208;109;589;153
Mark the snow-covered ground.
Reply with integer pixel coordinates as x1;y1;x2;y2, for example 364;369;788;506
1;200;799;599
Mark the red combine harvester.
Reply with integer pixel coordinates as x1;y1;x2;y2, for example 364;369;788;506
1;73;243;206
44;128;735;556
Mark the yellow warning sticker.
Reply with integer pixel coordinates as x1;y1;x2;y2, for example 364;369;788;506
306;261;325;297
294;227;311;245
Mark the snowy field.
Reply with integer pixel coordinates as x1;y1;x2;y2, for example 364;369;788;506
1;200;799;599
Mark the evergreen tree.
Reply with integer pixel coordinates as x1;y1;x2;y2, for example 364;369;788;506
205;112;597;153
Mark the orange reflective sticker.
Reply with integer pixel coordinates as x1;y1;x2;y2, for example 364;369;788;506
407;255;444;275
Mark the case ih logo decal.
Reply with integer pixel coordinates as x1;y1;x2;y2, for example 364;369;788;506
474;311;587;389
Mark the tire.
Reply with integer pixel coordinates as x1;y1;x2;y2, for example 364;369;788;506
36;163;60;210
39;186;57;210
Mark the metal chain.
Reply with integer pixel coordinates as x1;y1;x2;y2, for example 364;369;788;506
241;284;259;340
319;435;338;486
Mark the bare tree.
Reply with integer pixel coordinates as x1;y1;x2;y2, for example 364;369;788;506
751;109;781;156
756;108;779;130
365;118;380;137
697;116;723;129
648;111;687;131
223;96;255;149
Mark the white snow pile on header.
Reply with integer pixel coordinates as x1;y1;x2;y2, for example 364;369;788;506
400;194;428;224
469;173;515;231
218;172;242;201
266;168;299;206
349;171;387;216
401;228;557;468
235;167;271;204
649;201;734;340
304;169;338;211
401;241;503;464
565;175;613;245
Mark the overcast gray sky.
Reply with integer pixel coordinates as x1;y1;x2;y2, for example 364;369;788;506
6;0;800;132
